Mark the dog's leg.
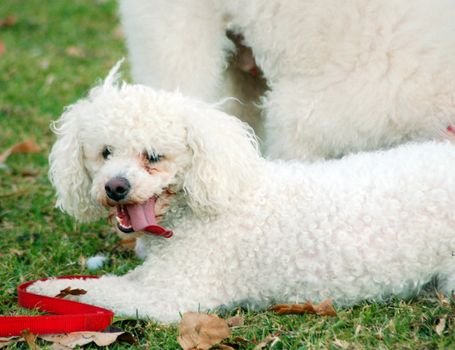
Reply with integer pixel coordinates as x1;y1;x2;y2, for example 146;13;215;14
262;86;321;161
119;0;231;103
27;276;154;317
27;269;225;323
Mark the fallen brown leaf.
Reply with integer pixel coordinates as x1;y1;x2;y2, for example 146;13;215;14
354;324;361;337
0;188;31;198
55;287;87;298
102;325;137;345
9;248;24;256
217;345;235;350
78;256;87;268
253;334;280;350
39;59;50;70
332;338;350;349
177;312;231;350
20;168;40;177
116;331;137;345
270;299;337;317
313;298;337;316
436;292;451;307
9;140;41;153
65;46;85;58
21;330;38;350
50;344;72;350
0;337;20;349
40;331;124;348
226;315;244;327
0;140;41;164
435;316;446;336
0;15;17;28
221;336;250;349
0;41;4;56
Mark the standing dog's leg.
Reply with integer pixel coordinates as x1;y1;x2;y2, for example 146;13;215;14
119;0;231;102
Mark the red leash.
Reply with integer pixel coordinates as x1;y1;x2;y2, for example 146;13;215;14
0;276;114;337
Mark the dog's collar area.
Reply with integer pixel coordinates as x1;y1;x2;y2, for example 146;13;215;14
115;198;173;238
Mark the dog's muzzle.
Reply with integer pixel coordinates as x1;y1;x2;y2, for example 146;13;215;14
105;176;130;201
115;197;173;238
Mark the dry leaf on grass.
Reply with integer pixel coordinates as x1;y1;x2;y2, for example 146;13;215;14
226;315;244;327
113;331;137;345
0;41;4;56
0;188;30;198
177;312;231;350
55;287;87;298
222;336;250;349
78;255;87;268
22;330;38;350
20;168;40;177
216;345;235;350
435;316;446;336
332;338;351;349
436;292;451;307
40;331;125;348
354;324;361;337
0;337;20;349
253;334;280;350
9;248;24;256
65;46;85;58
0;15;17;28
0;140;41;164
270;299;337;316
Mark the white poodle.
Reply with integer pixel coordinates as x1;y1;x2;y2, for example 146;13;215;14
119;0;455;160
30;67;455;323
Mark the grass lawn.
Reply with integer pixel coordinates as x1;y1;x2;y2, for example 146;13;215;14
1;1;455;348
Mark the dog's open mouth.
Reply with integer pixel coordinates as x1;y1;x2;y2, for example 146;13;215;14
115;197;173;238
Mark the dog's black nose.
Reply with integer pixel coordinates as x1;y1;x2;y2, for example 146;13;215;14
105;177;131;201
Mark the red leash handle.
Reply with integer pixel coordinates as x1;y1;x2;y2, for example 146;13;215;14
0;276;114;337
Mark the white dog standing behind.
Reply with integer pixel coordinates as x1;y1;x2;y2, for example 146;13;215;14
29;67;455;322
119;0;455;160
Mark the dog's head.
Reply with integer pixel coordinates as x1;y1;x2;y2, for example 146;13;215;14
49;65;260;234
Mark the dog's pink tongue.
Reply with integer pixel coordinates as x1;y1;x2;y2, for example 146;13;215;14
126;198;173;238
126;198;157;231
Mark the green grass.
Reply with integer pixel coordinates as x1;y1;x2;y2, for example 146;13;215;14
1;1;455;348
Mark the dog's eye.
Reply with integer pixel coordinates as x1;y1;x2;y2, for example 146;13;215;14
102;146;112;160
148;152;163;163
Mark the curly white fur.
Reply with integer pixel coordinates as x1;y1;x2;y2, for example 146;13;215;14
119;0;455;160
33;74;455;323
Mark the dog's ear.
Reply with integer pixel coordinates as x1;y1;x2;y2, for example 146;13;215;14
49;103;104;222
183;104;261;216
48;61;124;222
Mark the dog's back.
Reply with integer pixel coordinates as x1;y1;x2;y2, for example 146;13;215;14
222;140;455;306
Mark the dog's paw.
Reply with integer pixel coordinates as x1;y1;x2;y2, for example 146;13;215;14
27;278;88;301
